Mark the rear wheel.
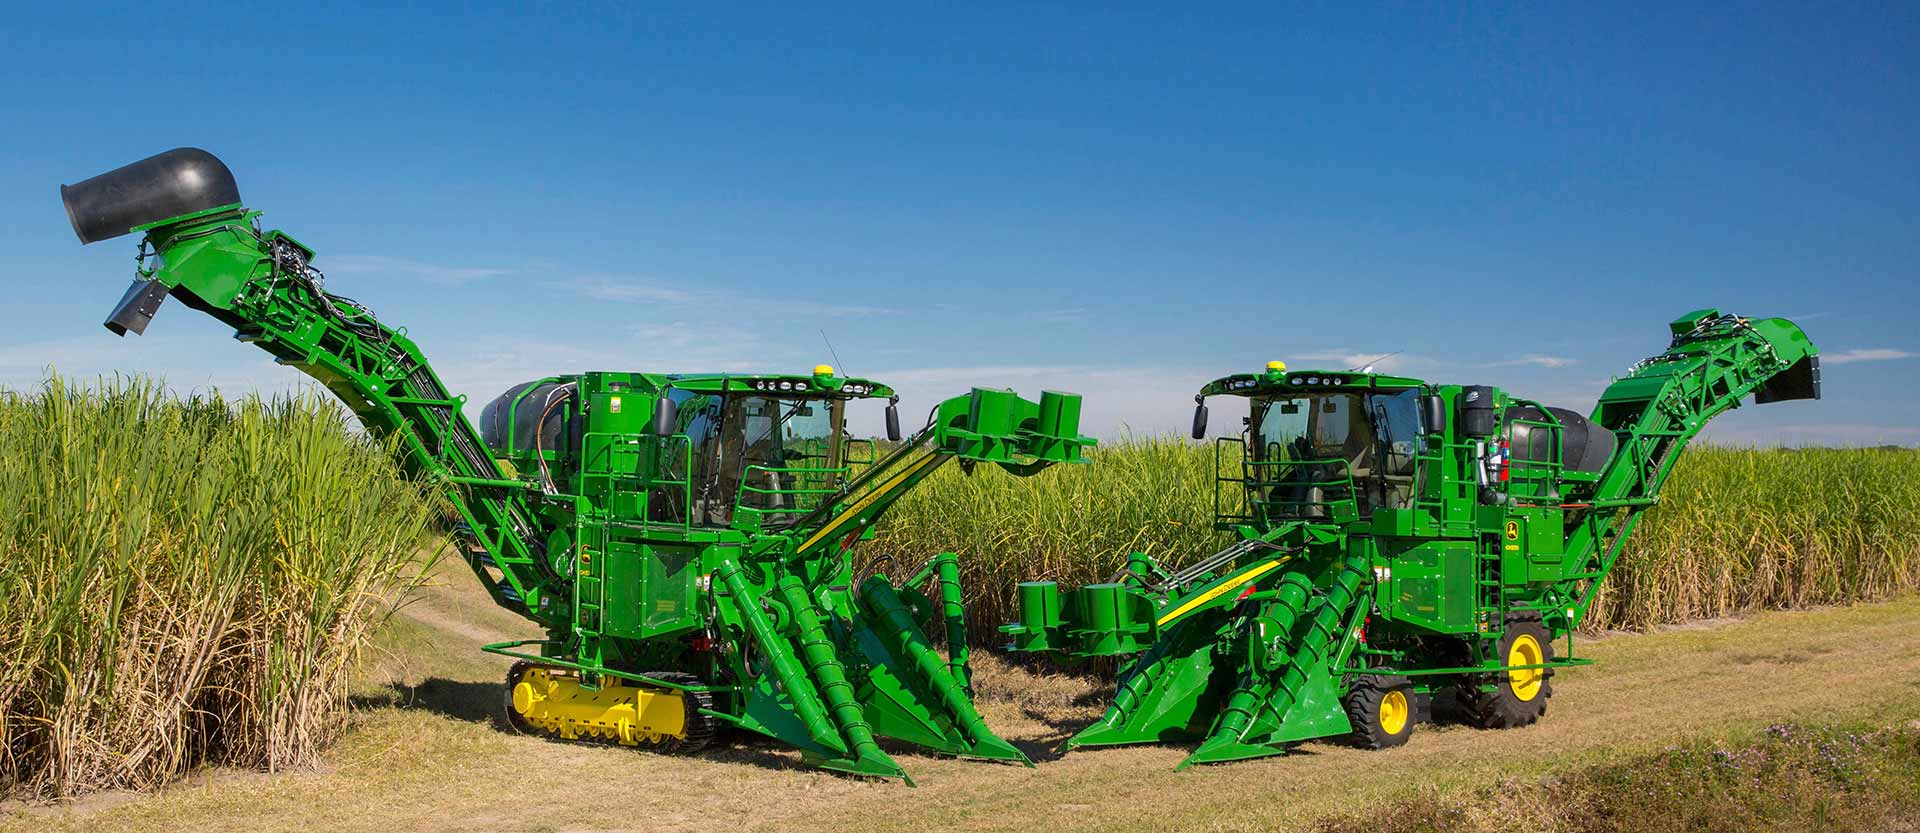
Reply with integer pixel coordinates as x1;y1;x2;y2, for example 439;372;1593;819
1462;614;1554;729
1343;675;1416;749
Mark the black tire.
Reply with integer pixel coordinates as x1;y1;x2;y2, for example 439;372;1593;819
1462;613;1555;729
1343;675;1417;750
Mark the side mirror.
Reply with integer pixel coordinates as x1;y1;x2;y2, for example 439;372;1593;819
650;396;680;437
1422;394;1448;435
1190;399;1209;439
885;398;903;442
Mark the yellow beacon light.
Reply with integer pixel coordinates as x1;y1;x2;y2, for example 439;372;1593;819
814;364;836;376
1267;360;1287;372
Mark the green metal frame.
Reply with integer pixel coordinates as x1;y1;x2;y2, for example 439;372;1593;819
65;152;1097;784
1008;311;1819;767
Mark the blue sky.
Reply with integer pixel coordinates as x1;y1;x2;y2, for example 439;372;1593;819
2;3;1915;444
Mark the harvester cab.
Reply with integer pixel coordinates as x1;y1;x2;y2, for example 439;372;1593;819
61;148;1096;784
1006;312;1819;767
477;369;894;528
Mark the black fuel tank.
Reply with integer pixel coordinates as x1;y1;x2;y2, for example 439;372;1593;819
1506;405;1617;474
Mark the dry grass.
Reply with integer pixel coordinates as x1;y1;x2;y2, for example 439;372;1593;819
868;440;1920;643
1315;722;1920;833
6;557;1917;833
0;377;443;799
6;379;1914;820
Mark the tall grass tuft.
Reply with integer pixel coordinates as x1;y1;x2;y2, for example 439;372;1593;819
1589;446;1920;630
869;439;1920;644
0;376;442;799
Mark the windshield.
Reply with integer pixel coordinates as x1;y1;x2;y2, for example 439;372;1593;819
1245;388;1424;517
1251;393;1367;465
672;394;848;528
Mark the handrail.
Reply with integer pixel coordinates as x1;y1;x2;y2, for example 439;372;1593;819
733;461;854;526
589;430;693;533
844;437;878;468
1214;435;1360;525
1501;397;1567;504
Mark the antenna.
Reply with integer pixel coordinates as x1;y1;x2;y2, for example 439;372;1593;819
1351;351;1401;373
820;329;849;377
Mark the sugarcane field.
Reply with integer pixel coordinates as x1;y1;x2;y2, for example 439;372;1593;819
4;5;1918;833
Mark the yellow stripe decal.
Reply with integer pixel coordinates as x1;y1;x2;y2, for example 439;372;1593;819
1156;557;1289;627
798;453;942;553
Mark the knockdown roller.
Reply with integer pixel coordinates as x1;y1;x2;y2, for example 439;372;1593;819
61;148;1096;783
1007;311;1818;767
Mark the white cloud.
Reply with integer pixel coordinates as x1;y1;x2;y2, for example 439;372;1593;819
1504;379;1611;409
0;337;122;374
1291;349;1420;372
549;276;701;304
1480;353;1579;369
545;276;898;317
1822;348;1915;365
1292;350;1578;372
0;332;315;401
862;363;1229;438
324;255;511;285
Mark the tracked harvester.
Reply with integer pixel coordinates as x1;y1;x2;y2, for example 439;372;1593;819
61;148;1094;783
1005;312;1819;767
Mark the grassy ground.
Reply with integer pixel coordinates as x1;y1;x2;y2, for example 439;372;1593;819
5;560;1917;833
1315;722;1920;833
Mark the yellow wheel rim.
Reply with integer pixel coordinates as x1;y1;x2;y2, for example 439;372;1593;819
1378;689;1410;736
1507;634;1545;702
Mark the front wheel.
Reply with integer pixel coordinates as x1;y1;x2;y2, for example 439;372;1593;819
1462;614;1555;729
1343;675;1416;749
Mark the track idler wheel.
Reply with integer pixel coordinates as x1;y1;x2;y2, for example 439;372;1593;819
1462;613;1555;729
503;660;539;735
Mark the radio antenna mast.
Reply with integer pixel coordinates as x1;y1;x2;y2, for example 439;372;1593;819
820;329;849;377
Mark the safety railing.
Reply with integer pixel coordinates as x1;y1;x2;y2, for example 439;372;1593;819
845;437;878;469
1501;399;1567;505
733;461;852;529
606;431;692;533
1213;437;1360;526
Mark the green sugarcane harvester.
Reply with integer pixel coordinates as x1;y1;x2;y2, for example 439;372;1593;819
1005;313;1819;767
61;148;1094;783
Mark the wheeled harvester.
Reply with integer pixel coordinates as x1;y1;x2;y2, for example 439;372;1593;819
1005;311;1818;767
61;148;1095;783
